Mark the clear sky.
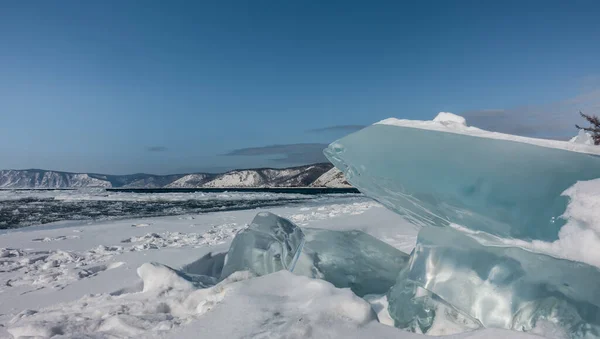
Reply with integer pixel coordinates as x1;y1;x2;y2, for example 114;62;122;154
1;0;599;174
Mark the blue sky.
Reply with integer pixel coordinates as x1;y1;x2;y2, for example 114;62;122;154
1;0;599;174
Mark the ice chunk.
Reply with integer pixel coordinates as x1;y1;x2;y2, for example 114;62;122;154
387;274;482;335
388;227;600;337
221;212;410;297
220;212;305;279
298;228;410;297
324;119;600;242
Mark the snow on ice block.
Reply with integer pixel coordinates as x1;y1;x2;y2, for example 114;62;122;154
388;227;600;338
324;114;600;242
220;212;305;279
297;228;410;297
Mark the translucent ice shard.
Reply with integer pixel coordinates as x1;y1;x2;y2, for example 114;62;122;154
324;117;600;242
220;212;305;279
387;273;482;335
388;227;600;337
298;228;410;297
220;212;410;297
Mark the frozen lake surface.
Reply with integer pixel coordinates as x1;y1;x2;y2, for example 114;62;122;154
0;189;365;229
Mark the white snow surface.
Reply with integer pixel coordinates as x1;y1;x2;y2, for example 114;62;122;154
570;129;595;145
0;199;421;338
0;196;543;339
376;112;600;155
432;112;468;126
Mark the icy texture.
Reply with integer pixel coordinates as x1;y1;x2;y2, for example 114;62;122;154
298;228;410;297
387;274;482;335
220;212;409;297
220;212;305;279
389;227;600;338
324;121;600;242
324;114;600;337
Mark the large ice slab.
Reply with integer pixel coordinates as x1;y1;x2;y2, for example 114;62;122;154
299;228;410;297
324;116;600;242
220;212;305;279
388;227;600;338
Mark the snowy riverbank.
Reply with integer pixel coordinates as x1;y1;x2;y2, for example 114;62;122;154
0;198;543;338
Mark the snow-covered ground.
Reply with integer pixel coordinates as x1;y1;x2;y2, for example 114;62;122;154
0;198;395;337
0;197;541;338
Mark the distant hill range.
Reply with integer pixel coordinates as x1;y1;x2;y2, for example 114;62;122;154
0;164;351;189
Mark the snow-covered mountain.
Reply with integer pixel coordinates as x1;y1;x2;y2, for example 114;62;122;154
0;170;188;189
0;163;344;189
310;167;351;188
0;170;112;188
165;174;215;188
201;164;333;188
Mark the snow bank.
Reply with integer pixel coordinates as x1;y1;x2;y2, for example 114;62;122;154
432;112;467;127
5;262;248;338
163;270;543;339
2;265;550;339
0;199;396;338
528;178;600;267
138;262;197;292
5;265;376;338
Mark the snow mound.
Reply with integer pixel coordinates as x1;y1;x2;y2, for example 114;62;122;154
138;262;197;293
6;266;377;338
171;270;378;338
432;112;467;127
570;129;595;145
6;264;250;338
